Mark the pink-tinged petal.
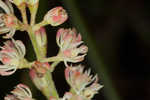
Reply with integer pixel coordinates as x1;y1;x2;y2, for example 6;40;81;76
12;84;32;98
35;27;46;35
71;54;86;63
2;57;11;64
78;45;88;54
29;68;36;79
56;28;64;39
0;0;11;14
5;0;14;13
3;29;16;38
77;33;82;42
56;28;65;46
65;67;71;80
15;40;26;56
0;65;17;76
4;95;17;100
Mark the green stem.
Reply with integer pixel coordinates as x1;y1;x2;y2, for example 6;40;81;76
50;61;60;72
45;72;59;99
33;21;48;31
27;27;42;60
27;25;60;100
41;56;63;62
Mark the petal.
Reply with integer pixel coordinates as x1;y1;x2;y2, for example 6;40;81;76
0;0;11;14
0;65;17;76
5;0;14;13
14;40;26;57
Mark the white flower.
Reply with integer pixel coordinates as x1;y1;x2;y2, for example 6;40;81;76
65;65;103;99
5;84;34;100
0;39;26;76
56;28;88;66
0;0;16;38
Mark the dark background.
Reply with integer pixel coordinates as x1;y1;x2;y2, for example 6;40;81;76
1;0;150;100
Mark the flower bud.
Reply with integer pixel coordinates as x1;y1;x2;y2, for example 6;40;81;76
44;6;68;26
29;62;53;98
34;27;47;57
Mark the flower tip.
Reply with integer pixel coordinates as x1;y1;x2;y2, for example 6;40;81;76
79;45;88;54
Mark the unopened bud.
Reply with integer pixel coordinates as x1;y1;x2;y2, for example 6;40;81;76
29;62;53;98
44;6;68;26
34;27;47;57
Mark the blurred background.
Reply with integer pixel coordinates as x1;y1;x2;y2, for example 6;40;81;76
1;0;150;100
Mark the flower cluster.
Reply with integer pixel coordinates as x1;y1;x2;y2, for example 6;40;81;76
56;28;88;66
0;0;103;100
5;84;34;100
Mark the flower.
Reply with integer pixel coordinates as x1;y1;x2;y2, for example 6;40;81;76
56;28;88;66
65;65;103;99
0;0;17;38
44;6;68;26
4;84;34;100
0;39;26;76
